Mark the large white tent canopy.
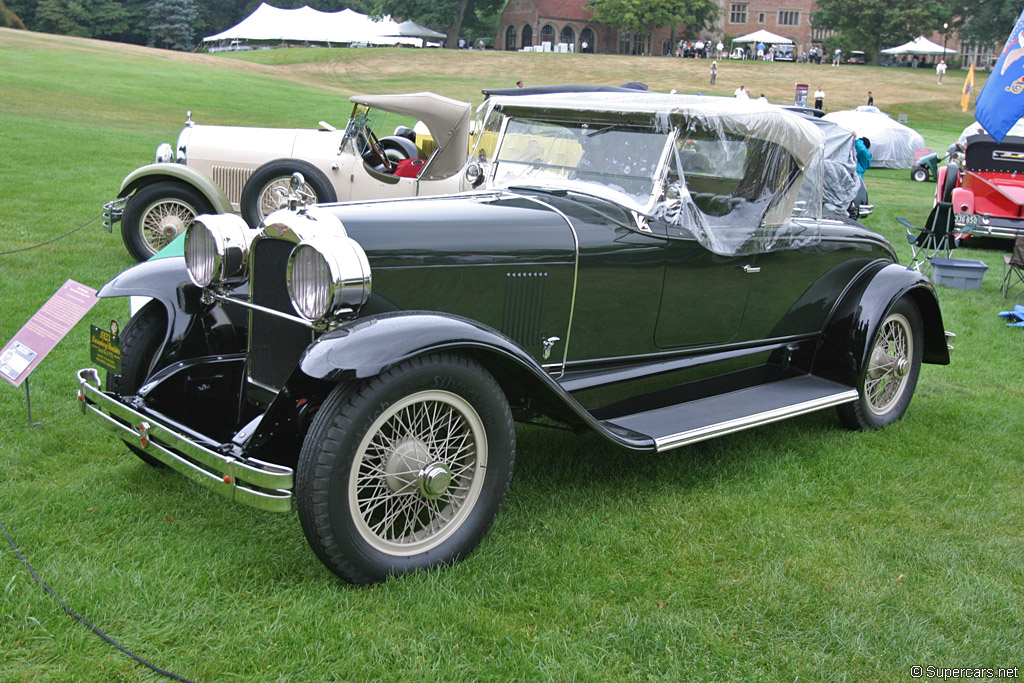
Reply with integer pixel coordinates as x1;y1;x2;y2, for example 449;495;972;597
732;30;793;45
202;3;445;46
881;35;956;55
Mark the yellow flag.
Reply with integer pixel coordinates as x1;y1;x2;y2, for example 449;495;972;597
961;63;976;113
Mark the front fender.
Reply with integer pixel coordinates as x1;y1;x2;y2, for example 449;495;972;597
815;263;949;386
295;311;655;450
118;163;233;214
98;257;246;362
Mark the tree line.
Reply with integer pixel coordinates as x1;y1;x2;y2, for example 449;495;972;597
2;0;1019;56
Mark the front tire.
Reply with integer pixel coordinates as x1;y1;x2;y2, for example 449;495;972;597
911;166;929;182
105;301;168;467
296;353;515;584
240;159;337;226
837;298;923;430
121;182;213;262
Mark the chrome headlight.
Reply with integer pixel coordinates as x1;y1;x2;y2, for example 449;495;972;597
185;213;254;287
287;234;371;322
154;143;174;164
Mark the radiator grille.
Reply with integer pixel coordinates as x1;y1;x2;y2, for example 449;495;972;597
248;239;314;391
501;271;547;350
212;165;252;205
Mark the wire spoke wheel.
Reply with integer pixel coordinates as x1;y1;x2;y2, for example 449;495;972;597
865;313;912;415
140;198;195;253
296;353;515;584
350;390;486;555
256;178;316;221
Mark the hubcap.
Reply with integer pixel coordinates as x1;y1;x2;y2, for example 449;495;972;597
865;313;912;415
141;200;195;253
349;389;487;555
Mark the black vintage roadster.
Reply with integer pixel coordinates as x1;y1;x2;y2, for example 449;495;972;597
77;93;950;583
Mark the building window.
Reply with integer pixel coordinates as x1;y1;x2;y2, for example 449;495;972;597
540;24;556;47
561;26;575;47
522;24;533;47
730;3;747;23
505;25;516;51
758;12;766;23
778;11;799;26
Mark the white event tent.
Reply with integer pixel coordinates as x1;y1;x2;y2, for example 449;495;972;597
881;35;956;56
202;4;445;47
732;30;793;45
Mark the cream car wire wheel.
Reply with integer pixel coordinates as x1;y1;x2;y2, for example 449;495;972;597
348;389;487;556
256;177;316;222
865;312;913;416
139;197;195;252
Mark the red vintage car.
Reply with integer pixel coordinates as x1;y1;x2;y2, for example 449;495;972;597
942;133;1024;238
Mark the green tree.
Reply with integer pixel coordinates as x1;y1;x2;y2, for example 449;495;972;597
1;0;26;28
585;0;718;55
812;0;954;56
373;0;504;49
954;0;1020;50
148;0;198;50
34;0;130;39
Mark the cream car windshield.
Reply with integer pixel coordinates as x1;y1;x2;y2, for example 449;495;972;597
489;117;671;209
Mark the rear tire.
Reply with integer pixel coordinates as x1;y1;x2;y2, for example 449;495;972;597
941;163;959;202
240;159;337;226
837;298;923;430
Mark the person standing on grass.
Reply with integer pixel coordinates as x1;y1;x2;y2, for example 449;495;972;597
710;60;718;85
734;84;749;98
814;85;825;111
867;91;873;106
936;60;947;84
854;134;872;177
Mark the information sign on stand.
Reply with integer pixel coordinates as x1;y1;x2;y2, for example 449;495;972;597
1;279;99;424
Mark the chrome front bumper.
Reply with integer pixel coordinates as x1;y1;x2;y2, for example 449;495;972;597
103;197;127;231
76;368;293;513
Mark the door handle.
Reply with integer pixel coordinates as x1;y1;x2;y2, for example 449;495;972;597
742;264;761;274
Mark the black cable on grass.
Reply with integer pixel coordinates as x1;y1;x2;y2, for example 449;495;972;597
0;213;103;255
0;517;200;683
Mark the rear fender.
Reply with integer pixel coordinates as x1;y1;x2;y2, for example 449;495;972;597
815;262;949;386
951;186;975;214
118;163;233;214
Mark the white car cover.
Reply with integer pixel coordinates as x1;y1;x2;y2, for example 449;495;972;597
822;109;925;169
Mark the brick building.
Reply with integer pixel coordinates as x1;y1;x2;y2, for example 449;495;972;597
497;0;690;56
498;0;967;65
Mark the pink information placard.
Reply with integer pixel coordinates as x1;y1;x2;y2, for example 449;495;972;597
1;279;98;388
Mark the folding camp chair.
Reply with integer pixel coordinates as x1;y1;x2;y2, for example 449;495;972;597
1002;234;1024;298
898;201;958;276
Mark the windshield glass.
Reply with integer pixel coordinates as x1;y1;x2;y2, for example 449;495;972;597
476;94;825;256
342;103;419;158
488;115;672;209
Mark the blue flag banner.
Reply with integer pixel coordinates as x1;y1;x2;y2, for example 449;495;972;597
975;8;1024;142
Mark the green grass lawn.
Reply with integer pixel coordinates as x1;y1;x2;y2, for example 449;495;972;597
1;28;1022;682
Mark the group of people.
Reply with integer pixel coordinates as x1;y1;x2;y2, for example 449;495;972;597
676;39;725;59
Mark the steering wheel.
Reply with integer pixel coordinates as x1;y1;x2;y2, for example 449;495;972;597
360;127;394;173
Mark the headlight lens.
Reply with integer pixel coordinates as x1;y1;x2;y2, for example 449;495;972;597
185;214;254;287
287;235;371;322
154;143;174;163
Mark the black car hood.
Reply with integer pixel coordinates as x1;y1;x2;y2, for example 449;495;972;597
320;191;579;267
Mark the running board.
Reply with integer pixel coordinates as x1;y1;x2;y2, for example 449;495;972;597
603;375;858;452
